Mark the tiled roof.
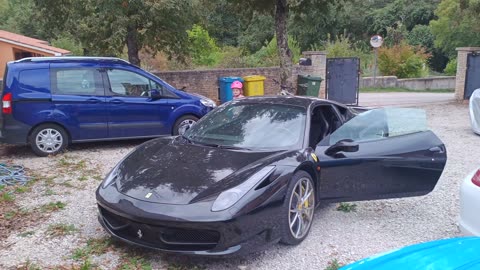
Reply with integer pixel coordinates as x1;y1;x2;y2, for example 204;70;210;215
0;30;71;55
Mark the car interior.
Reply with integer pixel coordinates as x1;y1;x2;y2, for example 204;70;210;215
309;105;342;148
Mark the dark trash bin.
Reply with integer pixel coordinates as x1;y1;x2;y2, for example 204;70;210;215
297;75;322;97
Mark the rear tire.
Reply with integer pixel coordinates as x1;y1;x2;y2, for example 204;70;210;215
280;170;316;245
29;124;68;157
173;115;198;136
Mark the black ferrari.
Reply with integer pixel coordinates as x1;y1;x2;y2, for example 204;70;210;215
96;96;447;256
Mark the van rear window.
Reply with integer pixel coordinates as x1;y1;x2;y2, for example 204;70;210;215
19;69;50;93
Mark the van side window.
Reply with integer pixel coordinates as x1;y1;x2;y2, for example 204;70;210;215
52;69;103;95
107;69;177;98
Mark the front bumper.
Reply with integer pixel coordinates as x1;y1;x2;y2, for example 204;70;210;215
96;185;285;256
459;169;480;236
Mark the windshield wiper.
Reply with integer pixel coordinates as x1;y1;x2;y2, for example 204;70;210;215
218;145;252;151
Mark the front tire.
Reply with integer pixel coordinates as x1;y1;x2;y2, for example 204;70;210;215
29;124;68;157
280;171;316;245
173;115;198;136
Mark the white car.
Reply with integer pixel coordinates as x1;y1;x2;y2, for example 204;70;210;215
460;168;480;236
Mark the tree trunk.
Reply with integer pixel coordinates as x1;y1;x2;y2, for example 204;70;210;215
126;24;141;66
275;0;293;93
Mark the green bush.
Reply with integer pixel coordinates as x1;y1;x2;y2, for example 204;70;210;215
187;24;221;66
312;35;373;76
444;58;457;76
248;35;302;67
378;43;430;78
215;46;251;68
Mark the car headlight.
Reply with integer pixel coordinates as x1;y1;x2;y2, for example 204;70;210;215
102;166;119;188
211;166;275;212
200;98;216;108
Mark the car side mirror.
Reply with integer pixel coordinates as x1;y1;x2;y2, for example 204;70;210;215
149;89;161;99
325;139;359;156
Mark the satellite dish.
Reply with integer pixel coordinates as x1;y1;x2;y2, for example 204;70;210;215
370;35;383;48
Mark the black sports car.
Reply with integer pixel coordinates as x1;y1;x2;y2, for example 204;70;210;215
96;96;447;256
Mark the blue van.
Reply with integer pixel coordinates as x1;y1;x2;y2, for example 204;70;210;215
0;57;216;156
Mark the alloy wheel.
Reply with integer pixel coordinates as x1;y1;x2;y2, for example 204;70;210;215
288;177;315;239
178;119;196;135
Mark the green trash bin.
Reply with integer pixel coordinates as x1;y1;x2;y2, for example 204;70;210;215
297;75;323;97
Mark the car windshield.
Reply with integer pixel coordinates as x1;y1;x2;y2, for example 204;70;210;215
184;103;307;150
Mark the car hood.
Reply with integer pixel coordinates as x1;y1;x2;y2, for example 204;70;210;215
114;137;282;205
342;237;480;270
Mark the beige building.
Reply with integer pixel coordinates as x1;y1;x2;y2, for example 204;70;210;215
0;30;71;77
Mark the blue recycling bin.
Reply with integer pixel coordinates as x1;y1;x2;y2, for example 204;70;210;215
218;77;244;103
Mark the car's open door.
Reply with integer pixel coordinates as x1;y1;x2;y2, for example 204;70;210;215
314;108;447;202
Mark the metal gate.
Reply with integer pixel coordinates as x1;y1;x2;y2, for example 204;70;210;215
465;53;480;99
326;58;360;105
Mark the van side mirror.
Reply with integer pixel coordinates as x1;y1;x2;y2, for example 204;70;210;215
149;89;161;99
325;139;359;156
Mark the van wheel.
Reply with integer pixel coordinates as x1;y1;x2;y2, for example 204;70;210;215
173;115;198;136
29;124;68;157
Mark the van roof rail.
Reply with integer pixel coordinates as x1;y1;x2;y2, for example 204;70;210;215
15;56;130;64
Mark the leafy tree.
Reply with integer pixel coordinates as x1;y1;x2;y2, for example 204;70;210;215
0;0;45;39
187;25;221;66
35;0;196;67
50;35;83;56
228;0;334;91
430;0;480;57
365;0;439;36
238;14;275;53
407;25;434;50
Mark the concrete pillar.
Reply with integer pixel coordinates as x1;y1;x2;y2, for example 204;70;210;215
296;51;327;98
455;47;480;100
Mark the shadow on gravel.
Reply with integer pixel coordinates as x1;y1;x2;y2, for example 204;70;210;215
0;139;151;158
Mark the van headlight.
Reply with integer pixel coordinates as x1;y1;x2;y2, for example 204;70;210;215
200;98;216;108
211;166;275;212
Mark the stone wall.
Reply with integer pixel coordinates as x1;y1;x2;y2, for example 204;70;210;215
361;76;455;90
155;67;281;102
155;51;328;102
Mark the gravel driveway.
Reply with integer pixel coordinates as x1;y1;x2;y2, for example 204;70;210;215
0;101;477;269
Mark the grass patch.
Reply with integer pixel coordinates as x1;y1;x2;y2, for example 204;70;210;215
360;87;453;93
4;207;29;220
18;231;35;237
60;180;75;188
43;188;56;196
325;259;344;270
58;157;87;171
17;259;43;270
78;175;88;182
40;201;66;212
337;202;357;213
120;256;153;270
1;190;15;202
46;223;78;237
72;237;114;261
